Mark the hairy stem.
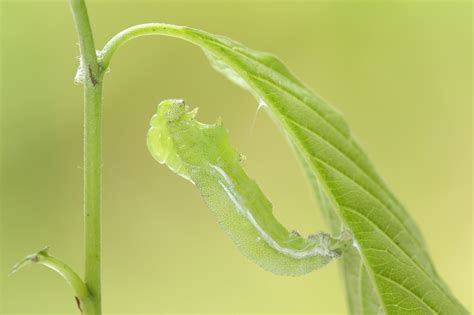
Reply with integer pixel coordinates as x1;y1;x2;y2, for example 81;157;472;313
69;0;103;314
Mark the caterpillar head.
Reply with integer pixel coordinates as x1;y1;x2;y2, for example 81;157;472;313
147;98;235;183
147;99;200;181
148;99;190;165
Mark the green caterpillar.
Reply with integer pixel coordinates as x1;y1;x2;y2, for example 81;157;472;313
147;99;350;276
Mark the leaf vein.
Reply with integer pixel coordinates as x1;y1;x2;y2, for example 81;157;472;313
307;153;424;252
342;205;458;308
376;273;436;314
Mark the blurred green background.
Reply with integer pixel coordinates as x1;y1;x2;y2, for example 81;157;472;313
1;0;471;314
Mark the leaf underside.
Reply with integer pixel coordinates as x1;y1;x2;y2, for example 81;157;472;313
135;25;467;314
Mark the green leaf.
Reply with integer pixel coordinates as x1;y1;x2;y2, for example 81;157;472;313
102;23;468;314
180;27;468;314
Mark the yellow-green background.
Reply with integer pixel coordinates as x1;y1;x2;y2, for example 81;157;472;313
1;1;471;314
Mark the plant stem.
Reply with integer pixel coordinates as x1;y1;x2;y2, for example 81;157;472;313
101;24;185;71
10;248;90;301
10;247;97;313
82;81;103;315
69;0;103;314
